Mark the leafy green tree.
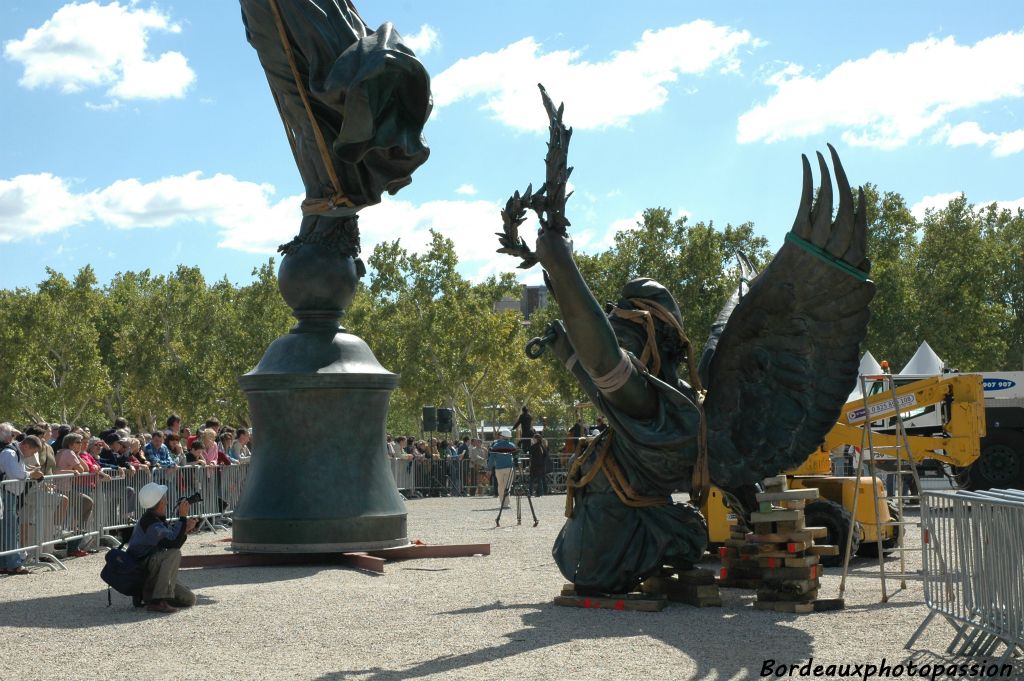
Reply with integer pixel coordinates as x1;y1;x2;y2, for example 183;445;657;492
859;184;921;367
350;230;550;438
6;187;1024;433
0;268;111;425
982;204;1024;369
915;195;1007;371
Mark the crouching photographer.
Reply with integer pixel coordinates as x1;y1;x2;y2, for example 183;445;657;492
128;482;199;613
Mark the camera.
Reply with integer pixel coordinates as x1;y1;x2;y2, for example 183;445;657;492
177;491;202;506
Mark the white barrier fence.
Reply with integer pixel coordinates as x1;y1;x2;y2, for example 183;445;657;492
0;462;250;571
908;488;1024;661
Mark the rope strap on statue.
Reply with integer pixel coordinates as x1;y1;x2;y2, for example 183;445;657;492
564;431;669;518
629;297;705;394
691;397;710;509
564;352;578;372
268;0;355;215
590;350;633;393
784;232;868;282
605;306;658;374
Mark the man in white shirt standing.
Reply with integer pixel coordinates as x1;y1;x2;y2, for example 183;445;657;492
0;427;45;575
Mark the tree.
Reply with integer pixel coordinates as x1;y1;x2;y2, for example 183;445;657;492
0;268;111;425
5;185;1023;431
915;195;1007;371
349;230;554;438
983;204;1024;369
859;184;921;367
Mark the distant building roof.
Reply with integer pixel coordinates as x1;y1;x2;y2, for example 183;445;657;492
493;285;549;320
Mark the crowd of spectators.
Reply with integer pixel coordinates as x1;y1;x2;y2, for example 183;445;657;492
380;409;608;499
0;414;252;574
2;406;609;575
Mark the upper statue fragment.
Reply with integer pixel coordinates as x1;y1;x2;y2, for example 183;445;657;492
240;0;431;216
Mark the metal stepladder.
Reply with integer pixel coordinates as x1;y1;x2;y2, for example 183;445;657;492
839;370;925;602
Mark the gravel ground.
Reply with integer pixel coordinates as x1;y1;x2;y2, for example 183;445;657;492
1;494;1019;681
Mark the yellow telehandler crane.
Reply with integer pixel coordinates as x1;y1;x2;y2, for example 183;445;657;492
702;373;986;565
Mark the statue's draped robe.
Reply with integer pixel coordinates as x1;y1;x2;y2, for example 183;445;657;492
553;361;708;593
239;0;431;222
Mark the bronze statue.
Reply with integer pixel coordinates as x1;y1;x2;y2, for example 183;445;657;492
499;85;875;595
232;0;430;553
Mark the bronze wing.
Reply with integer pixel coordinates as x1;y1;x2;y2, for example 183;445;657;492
703;145;876;488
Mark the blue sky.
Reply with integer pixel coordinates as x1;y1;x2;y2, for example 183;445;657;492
2;1;1023;290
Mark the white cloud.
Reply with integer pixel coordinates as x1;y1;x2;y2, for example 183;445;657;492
402;24;439;56
573;211;644;253
943;121;1024;156
994;197;1024;214
910;191;1024;221
944;121;993;147
608;212;645;236
0;176;540;281
738;31;1024;149
0;171;301;252
0;173;94;242
433;20;757;131
0;171;523;271
359;195;509;279
909;192;964;221
4;1;195;101
0;172;701;287
455;183;477;196
92;172;302;254
84;100;122;112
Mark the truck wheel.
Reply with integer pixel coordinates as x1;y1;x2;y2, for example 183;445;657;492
805;499;860;568
961;429;1024;491
858;500;901;557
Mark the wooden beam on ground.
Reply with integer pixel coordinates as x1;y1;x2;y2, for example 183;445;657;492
341;552;386;573
368;543;491;560
178;542;490;573
180;553;351;569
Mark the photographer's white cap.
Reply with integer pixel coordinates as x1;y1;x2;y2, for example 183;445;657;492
499;428;512;438
139;482;168;509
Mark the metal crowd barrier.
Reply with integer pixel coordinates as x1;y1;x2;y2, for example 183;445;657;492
4;441;585;573
0;462;250;572
386;438;576;498
388;458;484;498
1;473;103;571
907;488;1024;661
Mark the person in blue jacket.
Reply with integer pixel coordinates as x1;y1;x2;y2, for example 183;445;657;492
127;482;198;613
489;430;517;509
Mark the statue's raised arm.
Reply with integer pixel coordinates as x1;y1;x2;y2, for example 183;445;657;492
498;86;659;420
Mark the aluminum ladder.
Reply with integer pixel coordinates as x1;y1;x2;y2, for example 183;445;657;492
839;371;925;602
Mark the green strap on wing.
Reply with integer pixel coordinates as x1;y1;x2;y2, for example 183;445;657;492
784;232;868;282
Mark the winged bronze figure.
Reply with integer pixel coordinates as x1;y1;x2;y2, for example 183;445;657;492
498;85;875;595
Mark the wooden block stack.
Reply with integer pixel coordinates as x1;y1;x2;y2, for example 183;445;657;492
641;567;721;607
719;475;844;614
556;583;667;611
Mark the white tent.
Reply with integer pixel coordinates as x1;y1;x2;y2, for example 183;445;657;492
899;341;944;376
847;351;884;404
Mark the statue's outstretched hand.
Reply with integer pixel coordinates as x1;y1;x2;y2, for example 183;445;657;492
534;228;573;270
544;320;575;364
